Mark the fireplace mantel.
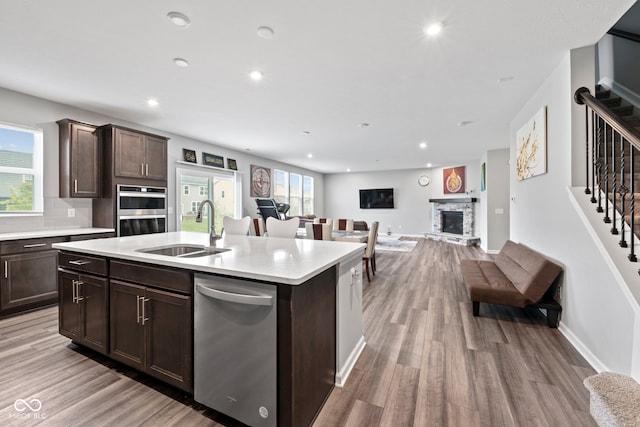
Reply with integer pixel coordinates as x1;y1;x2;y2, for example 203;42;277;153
429;198;477;203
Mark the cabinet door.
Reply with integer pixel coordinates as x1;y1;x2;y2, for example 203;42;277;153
1;251;58;312
79;274;108;353
71;123;101;197
58;270;81;340
114;128;146;178
109;280;145;370
145;287;193;392
144;135;167;181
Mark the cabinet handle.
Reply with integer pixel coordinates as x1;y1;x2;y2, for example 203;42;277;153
141;297;150;325
72;279;77;303
74;179;78;194
3;261;6;279
141;164;145;175
23;243;46;248
69;260;91;266
136;295;141;324
76;281;84;303
145;164;149;176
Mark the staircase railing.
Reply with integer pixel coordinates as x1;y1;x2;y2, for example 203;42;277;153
574;87;640;268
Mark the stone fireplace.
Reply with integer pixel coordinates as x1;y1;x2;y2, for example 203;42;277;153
425;198;479;246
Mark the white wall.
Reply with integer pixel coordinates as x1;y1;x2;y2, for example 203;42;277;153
0;86;323;234
510;49;637;375
485;149;510;252
324;160;481;236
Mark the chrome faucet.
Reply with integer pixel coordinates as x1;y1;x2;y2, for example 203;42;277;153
195;199;221;246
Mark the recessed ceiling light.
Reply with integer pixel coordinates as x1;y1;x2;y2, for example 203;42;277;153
458;120;473;127
307;153;313;158
173;58;189;67
249;70;264;81
424;22;443;36
167;12;191;28
146;98;159;107
427;163;432;167
346;168;351;172
419;142;427;149
359;123;370;128
302;130;311;135
257;26;274;39
498;76;515;83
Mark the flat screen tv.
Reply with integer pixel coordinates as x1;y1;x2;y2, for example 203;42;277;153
359;188;394;209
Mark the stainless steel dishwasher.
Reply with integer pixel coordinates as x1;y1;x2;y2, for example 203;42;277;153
194;273;277;427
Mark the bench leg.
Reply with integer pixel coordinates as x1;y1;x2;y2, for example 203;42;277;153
546;308;560;328
472;301;480;316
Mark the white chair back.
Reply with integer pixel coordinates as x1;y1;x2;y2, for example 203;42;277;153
333;219;354;231
266;217;300;238
305;222;332;240
364;221;379;258
222;216;251;235
313;218;333;228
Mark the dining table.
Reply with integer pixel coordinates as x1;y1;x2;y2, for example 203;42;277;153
330;230;369;243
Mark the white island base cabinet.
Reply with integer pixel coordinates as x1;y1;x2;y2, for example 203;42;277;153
336;252;366;387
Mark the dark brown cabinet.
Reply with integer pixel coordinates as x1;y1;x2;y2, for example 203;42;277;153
109;261;192;392
100;125;168;181
57;119;102;198
0;237;66;316
58;252;109;353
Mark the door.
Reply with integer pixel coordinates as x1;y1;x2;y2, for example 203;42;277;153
58;270;81;340
1;251;58;311
71;122;101;197
109;280;145;370
144;135;167;180
114;128;146;178
145;287;192;391
79;274;108;353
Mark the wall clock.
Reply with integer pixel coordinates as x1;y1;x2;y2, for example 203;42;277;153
418;175;431;187
250;165;271;197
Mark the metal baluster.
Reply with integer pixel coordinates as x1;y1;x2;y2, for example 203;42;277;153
604;122;611;223
596;116;604;212
630;145;637;263
619;133;628;247
611;127;618;234
591;110;597;203
585;106;591;195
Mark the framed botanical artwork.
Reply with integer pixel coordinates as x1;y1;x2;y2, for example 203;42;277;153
183;148;197;163
250;165;271;197
202;152;224;168
516;106;547;181
443;166;465;194
227;158;237;170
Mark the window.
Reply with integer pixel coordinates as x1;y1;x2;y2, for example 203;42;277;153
199;186;206;196
0;122;43;214
183;185;190;195
272;169;314;216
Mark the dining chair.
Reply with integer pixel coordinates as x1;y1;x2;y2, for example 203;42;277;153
363;221;379;282
222;216;251;235
313;218;333;228
265;217;300;238
333;219;354;231
305;222;332;240
250;217;266;236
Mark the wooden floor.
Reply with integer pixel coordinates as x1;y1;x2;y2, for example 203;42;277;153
0;239;596;426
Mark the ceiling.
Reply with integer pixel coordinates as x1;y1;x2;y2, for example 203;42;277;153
0;0;636;174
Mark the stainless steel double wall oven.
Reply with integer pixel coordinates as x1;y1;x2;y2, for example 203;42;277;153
116;184;167;236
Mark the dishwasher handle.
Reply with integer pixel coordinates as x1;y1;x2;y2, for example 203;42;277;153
196;283;273;306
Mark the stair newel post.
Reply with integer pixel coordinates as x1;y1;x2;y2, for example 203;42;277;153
619;134;628;247
611;127;618;234
591;110;597;203
596;116;604;213
603;122;612;223
585;106;591;195
630;145;637;263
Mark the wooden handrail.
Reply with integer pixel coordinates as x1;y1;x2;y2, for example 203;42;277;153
608;29;640;44
575;87;640;151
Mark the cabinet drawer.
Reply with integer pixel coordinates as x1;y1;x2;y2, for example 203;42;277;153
59;252;107;276
0;236;67;255
110;260;192;295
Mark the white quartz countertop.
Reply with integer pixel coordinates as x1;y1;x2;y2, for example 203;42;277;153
0;228;115;242
53;232;366;285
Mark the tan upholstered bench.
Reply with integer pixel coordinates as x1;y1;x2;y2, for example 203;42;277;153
460;240;563;328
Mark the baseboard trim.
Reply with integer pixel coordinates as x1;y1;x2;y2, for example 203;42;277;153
558;322;608;374
335;336;366;387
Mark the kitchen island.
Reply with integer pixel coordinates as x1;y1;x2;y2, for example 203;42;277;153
53;231;366;427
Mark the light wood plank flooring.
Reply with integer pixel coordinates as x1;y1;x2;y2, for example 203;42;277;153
0;239;595;426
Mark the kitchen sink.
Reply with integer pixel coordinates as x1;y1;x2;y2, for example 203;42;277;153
137;244;230;258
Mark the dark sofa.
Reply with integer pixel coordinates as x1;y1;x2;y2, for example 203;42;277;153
460;240;563;328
